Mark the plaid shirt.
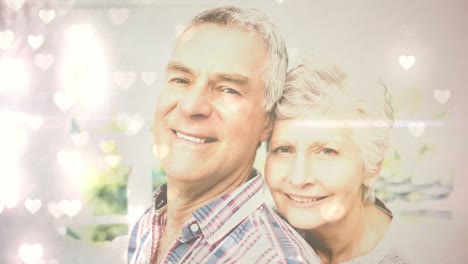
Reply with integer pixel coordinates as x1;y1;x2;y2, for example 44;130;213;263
127;172;321;264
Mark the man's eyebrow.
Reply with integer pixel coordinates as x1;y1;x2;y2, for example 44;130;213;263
217;73;250;85
166;62;193;75
166;62;249;85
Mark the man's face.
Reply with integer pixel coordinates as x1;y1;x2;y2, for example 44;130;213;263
153;24;271;186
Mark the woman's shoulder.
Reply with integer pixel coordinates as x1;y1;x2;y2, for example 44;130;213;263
374;212;454;263
344;202;454;264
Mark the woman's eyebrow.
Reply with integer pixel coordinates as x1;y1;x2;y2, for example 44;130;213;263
269;139;293;146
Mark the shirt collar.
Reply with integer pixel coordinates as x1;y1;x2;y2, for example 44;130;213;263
153;183;167;211
151;169;264;243
192;169;263;243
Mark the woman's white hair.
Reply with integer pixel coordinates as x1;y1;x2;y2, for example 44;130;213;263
186;6;288;113
275;56;394;204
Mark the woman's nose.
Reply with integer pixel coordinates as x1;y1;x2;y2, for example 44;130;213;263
288;153;315;186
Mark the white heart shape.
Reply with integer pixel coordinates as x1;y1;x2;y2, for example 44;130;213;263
105;154;122;168
25;199;42;214
108;8;129;25
153;144;169;159
34;53;54;71
99;140;117;154
141;71;157;85
0;30;15;50
433;89;451;104
56;225;67;236
71;131;89;147
39;9;56;24
5;0;25;12
48;202;63;218
113;71;137;90
53;91;75;111
59;199;82;217
18;243;44;263
127;115;144;135
27;35;44;50
399;55;415;70
408;122;425;137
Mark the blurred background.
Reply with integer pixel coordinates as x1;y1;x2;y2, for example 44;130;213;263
0;0;467;263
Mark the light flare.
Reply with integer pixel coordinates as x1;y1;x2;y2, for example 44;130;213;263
61;24;109;109
0;58;29;96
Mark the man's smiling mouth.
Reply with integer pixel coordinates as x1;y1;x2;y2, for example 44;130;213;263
174;130;217;144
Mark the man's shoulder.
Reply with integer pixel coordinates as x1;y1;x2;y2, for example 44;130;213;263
133;206;153;230
127;206;154;263
247;204;301;237
128;206;153;246
240;204;321;263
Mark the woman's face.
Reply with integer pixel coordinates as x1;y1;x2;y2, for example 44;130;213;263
265;114;369;230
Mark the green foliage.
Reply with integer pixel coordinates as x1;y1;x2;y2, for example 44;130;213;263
106;116;128;133
85;224;128;243
83;165;130;215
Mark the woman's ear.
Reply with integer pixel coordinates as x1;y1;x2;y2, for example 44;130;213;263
363;161;383;187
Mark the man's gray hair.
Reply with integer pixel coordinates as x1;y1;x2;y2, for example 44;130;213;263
186;6;288;113
275;56;394;204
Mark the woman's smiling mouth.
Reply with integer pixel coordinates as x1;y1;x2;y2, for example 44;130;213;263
285;193;328;207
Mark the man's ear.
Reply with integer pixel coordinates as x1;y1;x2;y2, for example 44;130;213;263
363;161;383;187
259;113;273;142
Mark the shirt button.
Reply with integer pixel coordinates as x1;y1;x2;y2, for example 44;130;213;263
190;223;199;232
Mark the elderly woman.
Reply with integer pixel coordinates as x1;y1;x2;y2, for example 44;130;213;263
265;57;403;263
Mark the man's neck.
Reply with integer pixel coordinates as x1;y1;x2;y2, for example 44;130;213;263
163;167;253;236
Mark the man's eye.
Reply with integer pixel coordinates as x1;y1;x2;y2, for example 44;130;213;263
219;87;241;95
170;78;189;84
273;146;292;154
317;148;337;155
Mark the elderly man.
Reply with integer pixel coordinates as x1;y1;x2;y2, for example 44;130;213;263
128;6;320;264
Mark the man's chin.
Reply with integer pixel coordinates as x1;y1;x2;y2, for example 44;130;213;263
164;165;209;183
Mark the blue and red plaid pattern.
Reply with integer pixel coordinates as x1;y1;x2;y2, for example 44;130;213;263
127;172;321;264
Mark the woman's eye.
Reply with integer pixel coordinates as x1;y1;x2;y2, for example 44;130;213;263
317;148;337;155
273;146;292;154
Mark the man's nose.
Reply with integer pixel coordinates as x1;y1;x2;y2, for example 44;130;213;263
178;81;213;119
288;153;315;186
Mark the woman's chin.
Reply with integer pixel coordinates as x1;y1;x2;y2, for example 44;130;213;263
284;210;325;230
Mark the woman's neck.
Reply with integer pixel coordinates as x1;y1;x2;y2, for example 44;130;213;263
306;204;391;264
